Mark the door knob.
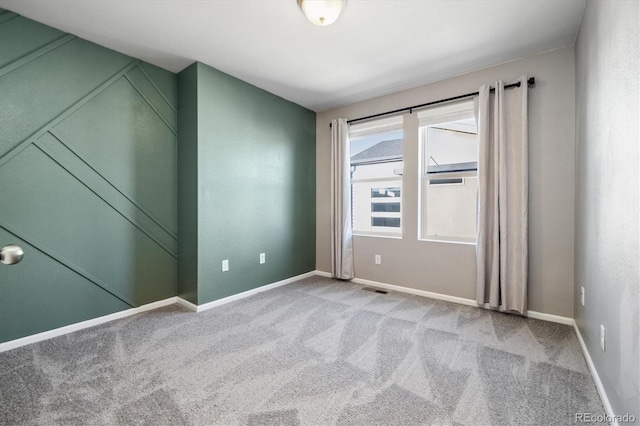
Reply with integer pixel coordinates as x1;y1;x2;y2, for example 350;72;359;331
1;245;24;265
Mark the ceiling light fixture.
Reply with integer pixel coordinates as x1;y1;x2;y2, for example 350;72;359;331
298;0;345;26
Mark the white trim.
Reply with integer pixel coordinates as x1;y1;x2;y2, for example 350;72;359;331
352;276;478;307
573;320;618;426
0;271;321;352
0;271;574;354
417;99;475;123
0;297;178;353
418;237;477;246
352;232;402;240
175;297;198;312
185;270;318;313
349;115;404;139
525;309;574;326
315;272;573;326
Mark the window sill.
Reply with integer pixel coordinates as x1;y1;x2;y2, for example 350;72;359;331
419;237;476;246
353;232;402;240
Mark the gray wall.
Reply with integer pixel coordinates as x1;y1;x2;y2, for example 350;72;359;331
0;10;177;343
178;62;316;306
574;0;639;418
317;47;576;317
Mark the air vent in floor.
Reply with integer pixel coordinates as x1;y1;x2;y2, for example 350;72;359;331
362;287;388;294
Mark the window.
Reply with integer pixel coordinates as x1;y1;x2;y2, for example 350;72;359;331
418;101;477;243
350;116;403;236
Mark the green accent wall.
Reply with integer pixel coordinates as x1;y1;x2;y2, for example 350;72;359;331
177;64;199;304
0;10;178;343
178;62;316;305
0;9;316;342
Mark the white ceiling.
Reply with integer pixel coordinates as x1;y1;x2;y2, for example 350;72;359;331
0;0;586;112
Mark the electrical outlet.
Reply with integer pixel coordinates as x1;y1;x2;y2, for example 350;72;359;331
259;253;266;264
375;255;381;265
600;325;606;351
580;287;585;306
222;259;229;272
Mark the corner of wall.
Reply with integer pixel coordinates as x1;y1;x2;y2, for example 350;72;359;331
176;63;199;305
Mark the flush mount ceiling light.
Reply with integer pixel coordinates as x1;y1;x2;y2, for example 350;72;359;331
298;0;346;26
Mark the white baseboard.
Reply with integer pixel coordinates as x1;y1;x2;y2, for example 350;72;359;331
0;297;178;353
573;320;618;426
175;297;198;312
180;270;318;313
351;276;478;307
317;271;573;325
0;270;573;355
0;271;320;352
525;309;574;326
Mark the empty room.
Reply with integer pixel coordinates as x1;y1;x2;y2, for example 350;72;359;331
0;0;638;424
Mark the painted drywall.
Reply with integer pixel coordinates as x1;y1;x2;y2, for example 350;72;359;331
317;47;576;317
177;64;199;304
0;10;177;343
178;62;316;305
574;0;639;419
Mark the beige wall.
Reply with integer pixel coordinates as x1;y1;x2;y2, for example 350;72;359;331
574;0;639;418
317;46;576;317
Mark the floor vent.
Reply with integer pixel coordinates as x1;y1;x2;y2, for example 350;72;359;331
362;287;388;294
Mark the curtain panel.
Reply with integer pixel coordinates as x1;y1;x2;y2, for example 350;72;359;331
330;118;354;280
476;76;529;314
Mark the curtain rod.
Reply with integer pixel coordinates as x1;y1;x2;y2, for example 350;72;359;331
330;77;535;127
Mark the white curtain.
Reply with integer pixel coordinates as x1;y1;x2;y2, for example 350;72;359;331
330;118;354;280
476;76;529;314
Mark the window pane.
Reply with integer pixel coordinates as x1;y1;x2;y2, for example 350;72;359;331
425;177;478;238
371;202;400;213
350;117;403;235
429;178;464;185
372;217;401;228
371;187;401;198
420;101;477;242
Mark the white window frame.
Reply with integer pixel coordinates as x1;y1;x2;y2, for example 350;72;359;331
350;116;404;238
417;101;477;245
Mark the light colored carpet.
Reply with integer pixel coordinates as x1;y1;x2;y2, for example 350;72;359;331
0;276;605;425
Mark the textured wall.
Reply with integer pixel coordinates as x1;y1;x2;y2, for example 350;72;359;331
317;47;576;317
178;62;316;305
574;0;639;418
0;10;177;343
177;64;199;304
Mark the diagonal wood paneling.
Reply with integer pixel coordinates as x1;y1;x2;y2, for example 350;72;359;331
36;132;177;256
0;144;176;308
50;75;178;235
0;14;67;70
138;62;178;110
0;59;139;167
0;219;136;308
0;11;178;343
0;227;131;343
0;34;75;78
0;37;135;159
0;9;18;24
125;65;177;134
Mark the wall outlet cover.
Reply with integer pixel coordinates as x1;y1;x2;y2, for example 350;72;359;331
580;287;585;306
600;325;605;351
222;259;229;272
375;255;381;265
259;253;265;264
